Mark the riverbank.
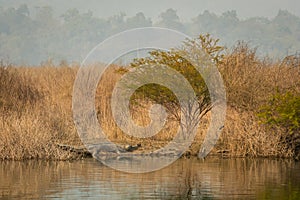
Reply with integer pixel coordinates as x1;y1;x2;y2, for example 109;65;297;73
0;44;299;161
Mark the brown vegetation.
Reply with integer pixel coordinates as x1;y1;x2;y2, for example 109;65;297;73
0;43;299;160
217;42;300;159
0;63;80;160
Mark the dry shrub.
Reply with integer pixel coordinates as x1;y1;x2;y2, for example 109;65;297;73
219;41;299;111
181;108;294;159
215;108;294;158
216;42;300;158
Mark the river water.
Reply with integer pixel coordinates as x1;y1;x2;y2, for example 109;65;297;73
0;157;299;199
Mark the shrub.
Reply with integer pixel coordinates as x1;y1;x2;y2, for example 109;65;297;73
258;91;300;134
129;34;224;121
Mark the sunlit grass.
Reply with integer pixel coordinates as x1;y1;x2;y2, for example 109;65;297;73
0;43;299;160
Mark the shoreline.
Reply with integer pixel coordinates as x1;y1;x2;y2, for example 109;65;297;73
0;152;298;162
0;139;299;161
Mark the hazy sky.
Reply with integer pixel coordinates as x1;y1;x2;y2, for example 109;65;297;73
1;0;300;21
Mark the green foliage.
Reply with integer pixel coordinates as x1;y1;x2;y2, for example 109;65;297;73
129;34;225;120
184;33;225;64
258;91;300;134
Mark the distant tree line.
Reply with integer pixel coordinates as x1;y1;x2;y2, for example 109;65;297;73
0;4;300;65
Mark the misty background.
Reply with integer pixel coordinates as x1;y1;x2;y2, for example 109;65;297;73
0;0;300;65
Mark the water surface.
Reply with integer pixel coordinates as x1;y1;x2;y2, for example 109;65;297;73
0;158;299;199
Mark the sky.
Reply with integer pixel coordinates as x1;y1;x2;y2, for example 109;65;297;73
1;0;300;21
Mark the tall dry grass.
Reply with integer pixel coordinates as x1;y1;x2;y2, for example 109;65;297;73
0;43;299;160
0;63;81;160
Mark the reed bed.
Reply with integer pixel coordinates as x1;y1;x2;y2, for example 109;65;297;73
0;43;299;160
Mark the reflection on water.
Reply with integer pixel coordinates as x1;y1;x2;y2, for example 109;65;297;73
0;158;299;199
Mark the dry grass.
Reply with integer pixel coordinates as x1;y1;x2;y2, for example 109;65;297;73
0;44;299;160
0;64;81;160
219;42;300;111
215;42;300;159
